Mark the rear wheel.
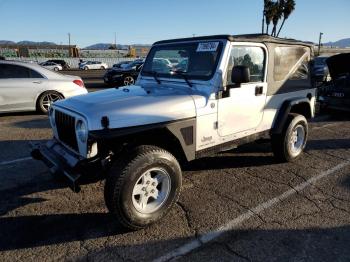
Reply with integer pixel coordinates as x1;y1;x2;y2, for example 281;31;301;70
271;114;308;162
37;91;63;114
104;145;182;230
100;66;105;70
53;67;59;71
84;66;88;70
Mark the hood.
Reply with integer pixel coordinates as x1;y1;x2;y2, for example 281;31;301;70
54;85;199;131
326;53;350;80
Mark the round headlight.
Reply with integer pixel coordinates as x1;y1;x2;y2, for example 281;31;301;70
76;120;87;143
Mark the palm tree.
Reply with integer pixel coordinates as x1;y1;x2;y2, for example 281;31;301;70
277;0;296;37
264;0;274;34
271;1;283;36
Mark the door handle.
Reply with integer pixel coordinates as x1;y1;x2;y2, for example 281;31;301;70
255;85;263;96
32;81;42;84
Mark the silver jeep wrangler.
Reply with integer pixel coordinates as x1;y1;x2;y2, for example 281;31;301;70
32;34;316;230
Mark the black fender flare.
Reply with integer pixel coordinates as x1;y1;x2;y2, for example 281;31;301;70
271;97;312;135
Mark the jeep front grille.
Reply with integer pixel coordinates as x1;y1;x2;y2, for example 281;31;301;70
55;110;79;152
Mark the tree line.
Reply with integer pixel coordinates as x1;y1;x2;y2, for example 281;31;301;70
262;0;296;37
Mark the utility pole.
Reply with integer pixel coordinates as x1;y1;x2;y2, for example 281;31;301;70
318;32;323;56
114;32;117;47
68;33;71;57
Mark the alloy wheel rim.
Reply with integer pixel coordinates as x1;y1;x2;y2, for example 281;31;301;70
42;93;61;112
289;124;305;156
131;167;171;214
124;76;134;85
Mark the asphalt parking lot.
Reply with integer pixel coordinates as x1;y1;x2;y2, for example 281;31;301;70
0;84;350;261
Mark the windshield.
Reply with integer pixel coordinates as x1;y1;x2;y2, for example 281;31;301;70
125;61;142;69
141;41;223;81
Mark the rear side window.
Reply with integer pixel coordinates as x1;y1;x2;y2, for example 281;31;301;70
274;47;310;81
29;69;44;78
0;64;43;79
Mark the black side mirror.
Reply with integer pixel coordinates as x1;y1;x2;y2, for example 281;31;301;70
231;66;250;85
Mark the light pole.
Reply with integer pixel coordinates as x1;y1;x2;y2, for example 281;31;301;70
68;33;71;57
114;32;117;47
318;32;323;56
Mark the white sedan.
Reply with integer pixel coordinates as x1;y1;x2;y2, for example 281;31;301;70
39;61;63;71
79;61;108;70
0;61;88;114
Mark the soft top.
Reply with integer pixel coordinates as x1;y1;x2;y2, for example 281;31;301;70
154;34;313;47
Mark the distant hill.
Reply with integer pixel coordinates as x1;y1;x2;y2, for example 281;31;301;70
83;43;129;50
324;38;350;48
17;41;56;46
0;40;56;46
83;43;151;50
0;40;16;45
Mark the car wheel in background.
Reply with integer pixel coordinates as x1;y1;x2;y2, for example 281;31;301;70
53;67;59;71
123;76;135;86
84;66;88;70
100;66;105;70
37;91;64;114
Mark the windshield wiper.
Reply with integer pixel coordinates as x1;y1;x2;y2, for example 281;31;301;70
143;70;161;84
170;70;193;88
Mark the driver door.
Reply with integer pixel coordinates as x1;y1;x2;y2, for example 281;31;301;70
217;44;267;137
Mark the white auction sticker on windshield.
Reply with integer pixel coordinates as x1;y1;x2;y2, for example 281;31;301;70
197;42;219;52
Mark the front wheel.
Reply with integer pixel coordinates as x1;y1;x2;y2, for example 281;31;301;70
271;114;308;162
84;66;88;70
104;145;182;230
53;67;59;71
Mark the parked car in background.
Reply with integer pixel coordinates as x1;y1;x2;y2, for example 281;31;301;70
154;58;173;68
173;59;188;71
112;61;132;69
46;59;70;70
39;61;62;71
79;61;108;70
318;53;350;112
0;61;87;113
311;56;330;84
103;60;143;86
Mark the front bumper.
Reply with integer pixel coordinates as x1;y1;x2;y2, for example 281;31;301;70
30;139;91;192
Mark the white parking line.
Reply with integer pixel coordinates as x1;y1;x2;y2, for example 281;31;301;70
154;160;350;262
0;157;32;166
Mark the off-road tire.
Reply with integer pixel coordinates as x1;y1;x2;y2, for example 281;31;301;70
271;113;308;162
104;145;182;230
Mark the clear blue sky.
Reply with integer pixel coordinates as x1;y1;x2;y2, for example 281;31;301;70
0;0;349;47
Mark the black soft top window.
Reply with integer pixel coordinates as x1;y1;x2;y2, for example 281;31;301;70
142;41;223;81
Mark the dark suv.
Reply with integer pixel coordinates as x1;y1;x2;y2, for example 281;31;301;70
46;59;70;70
103;60;143;86
319;53;350;112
